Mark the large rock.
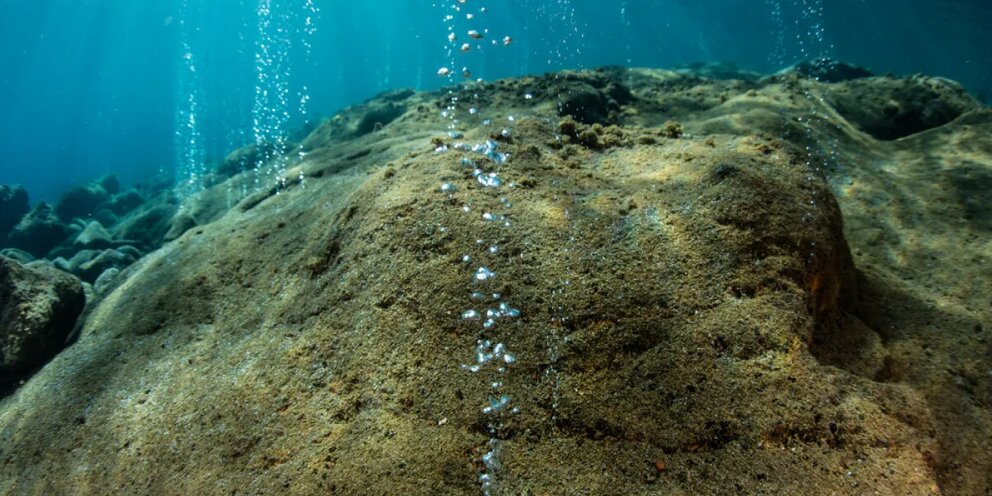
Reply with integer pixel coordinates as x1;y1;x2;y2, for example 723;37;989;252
0;184;29;242
0;68;988;495
107;189;145;216
556;70;633;125
92;267;121;295
112;198;179;250
96;174;120;195
825;74;981;140
63;248;136;283
162;212;198;242
5;202;69;257
216;141;295;178
790;58;874;83
55;182;110;221
72;221;113;250
0;256;84;375
0;248;34;264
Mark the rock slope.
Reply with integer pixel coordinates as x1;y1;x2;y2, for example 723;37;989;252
0;65;988;495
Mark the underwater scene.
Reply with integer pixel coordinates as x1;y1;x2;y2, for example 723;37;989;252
0;0;990;494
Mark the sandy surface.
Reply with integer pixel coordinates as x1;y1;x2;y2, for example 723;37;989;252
0;67;988;495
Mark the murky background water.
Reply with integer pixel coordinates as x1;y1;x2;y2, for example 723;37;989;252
0;0;989;201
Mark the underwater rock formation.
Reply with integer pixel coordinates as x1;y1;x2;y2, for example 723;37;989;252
0;185;29;243
824;75;978;140
0;66;988;495
72;221;114;250
55;181;111;222
0;256;84;375
107;189;146;215
791;58;873;83
6;202;69;257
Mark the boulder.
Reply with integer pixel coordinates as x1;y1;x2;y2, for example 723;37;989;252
55;182;109;221
0;248;34;264
5;202;69;257
0;256;85;375
826;75;981;140
107;189;145;216
555;70;632;125
92;208;119;228
162;212;198;242
1;67;988;494
0;184;29;241
51;257;71;273
792;58;874;83
112;201;178;249
72;221;113;250
96;174;120;195
92;267;121;295
115;245;143;261
216;141;294;178
72;248;136;283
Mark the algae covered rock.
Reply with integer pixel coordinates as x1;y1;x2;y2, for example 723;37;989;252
72;221;114;249
66;248;137;283
96;174;121;195
0;67;988;495
107;189;146;215
556;70;633;125
55;182;110;221
92;267;121;295
162;212;198;242
112;197;179;249
791;58;873;83
0;248;34;265
0;184;29;241
6;202;69;257
826;74;981;140
0;256;85;375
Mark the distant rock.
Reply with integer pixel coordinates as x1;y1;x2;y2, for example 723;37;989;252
107;189;145;216
96;174;120;195
791;58;874;83
92;267;121;295
65;250;99;270
0;255;85;375
71;248;137;283
0;184;29;242
112;200;178;250
72;221;113;250
6;202;69;257
115;245;143;261
216;141;296;178
51;256;71;273
355;102;406;136
681;61;762;81
163;212;198;242
826;75;981;140
0;248;34;264
55;183;110;221
92;208;119;228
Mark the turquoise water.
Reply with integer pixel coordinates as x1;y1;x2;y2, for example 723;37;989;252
0;0;989;202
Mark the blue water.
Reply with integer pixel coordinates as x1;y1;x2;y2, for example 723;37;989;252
1;0;989;203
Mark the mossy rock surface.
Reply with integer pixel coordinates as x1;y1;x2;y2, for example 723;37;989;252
0;68;989;495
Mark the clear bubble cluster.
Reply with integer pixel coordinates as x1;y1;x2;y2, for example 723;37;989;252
475;139;509;165
251;0;318;191
462;340;517;373
174;1;205;199
435;4;521;493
